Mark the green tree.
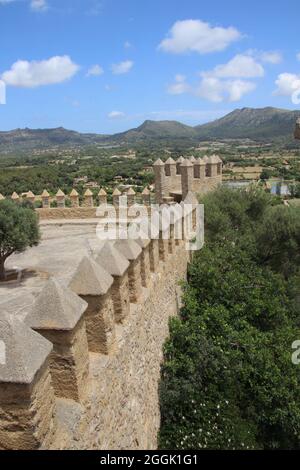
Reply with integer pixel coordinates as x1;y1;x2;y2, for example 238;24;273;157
256;205;300;278
159;187;300;450
260;169;271;180
0;200;40;280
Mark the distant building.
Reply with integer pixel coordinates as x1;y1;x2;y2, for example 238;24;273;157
114;176;124;182
73;176;88;185
84;181;100;189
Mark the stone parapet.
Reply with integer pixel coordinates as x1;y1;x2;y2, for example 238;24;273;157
0;205;199;450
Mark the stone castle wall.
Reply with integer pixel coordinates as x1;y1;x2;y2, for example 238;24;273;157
0;204;195;450
154;156;223;203
51;249;188;450
0;155;209;450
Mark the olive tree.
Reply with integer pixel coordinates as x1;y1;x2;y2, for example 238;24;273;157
0;200;40;281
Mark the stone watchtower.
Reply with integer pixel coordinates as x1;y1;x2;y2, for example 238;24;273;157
181;159;194;200
153;154;223;203
153;159;168;204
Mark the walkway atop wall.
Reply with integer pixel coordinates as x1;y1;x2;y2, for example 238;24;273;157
0;223;105;319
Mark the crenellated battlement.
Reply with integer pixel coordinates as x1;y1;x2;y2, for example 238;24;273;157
154;155;223;204
0;187;153;221
0;155;222;221
0;202;198;450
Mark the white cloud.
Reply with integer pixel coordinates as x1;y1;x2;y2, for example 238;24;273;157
86;64;104;77
124;41;132;49
246;49;283;64
30;0;48;11
204;54;264;79
108;111;125;119
195;77;224;102
167;73;256;103
259;51;282;64
297;52;300;61
167;74;190;95
0;0;49;11
111;60;133;75
196;77;256;102
159;19;241;54
224;79;256;101
274;73;300;96
167;53;261;102
2;56;79;88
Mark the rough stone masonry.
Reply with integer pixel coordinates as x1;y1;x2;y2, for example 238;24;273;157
0;202;195;450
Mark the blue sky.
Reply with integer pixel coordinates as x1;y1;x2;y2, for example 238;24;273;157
0;0;300;133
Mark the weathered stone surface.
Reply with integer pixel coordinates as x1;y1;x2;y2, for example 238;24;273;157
0;214;192;450
127;258;143;303
0;312;52;384
81;294;116;354
110;272;130;323
39;318;89;402
0;313;56;450
25;280;89;402
153;159;168;204
69;256;113;297
149;239;160;272
0;362;57;450
181;159;194;201
48;243;188;450
114;239;142;261
95;242;130;323
95;241;129;277
114;240;143;302
26;278;87;331
136;244;151;288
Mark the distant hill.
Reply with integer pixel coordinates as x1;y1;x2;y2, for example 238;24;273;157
112;120;198;143
195;107;300;141
0;127;107;152
1;107;300;153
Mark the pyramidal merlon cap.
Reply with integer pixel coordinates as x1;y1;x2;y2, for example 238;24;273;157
69;256;113;296
114;239;142;261
112;188;121;196
153;158;164;166
128;222;150;248
95;241;129;277
184;191;198;205
0;312;52;384
25;278;88;331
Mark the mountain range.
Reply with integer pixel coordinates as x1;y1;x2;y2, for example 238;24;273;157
1;107;300;153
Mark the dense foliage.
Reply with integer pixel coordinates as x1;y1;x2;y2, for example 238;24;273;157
159;187;300;450
0;200;40;280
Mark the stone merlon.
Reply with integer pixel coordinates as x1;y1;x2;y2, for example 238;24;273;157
25;278;88;331
0;312;52;384
69;256;113;296
95;241;130;277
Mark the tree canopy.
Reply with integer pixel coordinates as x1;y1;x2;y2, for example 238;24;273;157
159;187;300;450
0;200;40;280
